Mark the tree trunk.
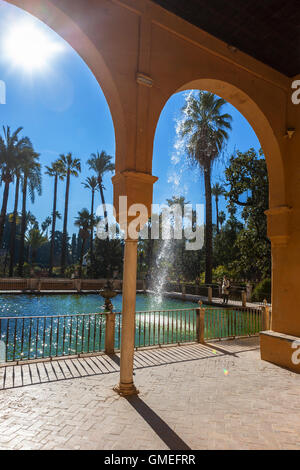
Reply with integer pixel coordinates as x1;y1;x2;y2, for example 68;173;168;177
60;170;70;276
0;180;10;249
18;175;27;277
99;182;109;237
204;165;213;284
90;189;94;258
79;237;86;278
9;176;20;277
49;174;58;276
147;238;154;281
216;195;219;234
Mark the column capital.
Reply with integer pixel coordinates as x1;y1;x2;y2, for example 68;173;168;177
112;170;158;225
265;205;293;246
124;238;139;244
112;170;158;185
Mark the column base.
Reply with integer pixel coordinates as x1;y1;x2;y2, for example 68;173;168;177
113;382;140;397
260;330;300;373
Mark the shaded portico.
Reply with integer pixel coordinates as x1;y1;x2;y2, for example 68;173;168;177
6;0;300;388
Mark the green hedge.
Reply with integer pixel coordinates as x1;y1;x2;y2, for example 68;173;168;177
252;278;271;303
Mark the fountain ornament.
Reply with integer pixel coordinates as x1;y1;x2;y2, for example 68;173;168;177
100;280;118;312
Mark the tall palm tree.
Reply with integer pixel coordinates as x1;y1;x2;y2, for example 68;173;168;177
87;151;114;235
8;166;21;277
212;183;224;234
18;148;41;276
59;153;81;276
180;91;232;283
82;176;98;259
74;208;92;278
218;211;226;230
25;228;47;265
41;217;52;237
45;160;65;275
25;212;39;230
0;126;31;249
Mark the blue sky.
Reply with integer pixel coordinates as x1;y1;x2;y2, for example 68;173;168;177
0;0;260;235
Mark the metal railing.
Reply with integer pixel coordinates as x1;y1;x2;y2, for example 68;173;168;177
160;282;271;305
0;304;267;365
0;313;106;362
204;306;262;341
134;308;198;348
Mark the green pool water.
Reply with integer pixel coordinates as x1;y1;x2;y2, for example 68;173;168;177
0;294;261;363
0;293;196;318
0;294;198;362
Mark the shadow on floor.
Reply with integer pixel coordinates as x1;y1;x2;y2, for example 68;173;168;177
126;395;191;450
0;339;259;390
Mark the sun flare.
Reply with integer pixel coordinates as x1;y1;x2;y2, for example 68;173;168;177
3;20;63;72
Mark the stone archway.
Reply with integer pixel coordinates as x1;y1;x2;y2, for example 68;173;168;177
149;77;286;305
4;0;299;379
148;77;295;371
150;79;286;211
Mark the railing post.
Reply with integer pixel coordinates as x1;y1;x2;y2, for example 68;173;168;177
181;284;186;298
105;313;116;354
75;279;82;293
261;299;271;331
246;282;252;302
143;279;147;293
242;290;247;307
207;286;212;303
196;301;205;344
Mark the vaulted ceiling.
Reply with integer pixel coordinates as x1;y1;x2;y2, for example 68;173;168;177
153;0;300;77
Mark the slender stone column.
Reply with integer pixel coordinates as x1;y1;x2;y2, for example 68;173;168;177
114;239;139;396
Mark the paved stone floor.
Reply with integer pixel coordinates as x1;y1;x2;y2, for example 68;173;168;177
0;337;299;450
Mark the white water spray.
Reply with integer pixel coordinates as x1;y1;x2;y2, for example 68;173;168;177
149;91;197;309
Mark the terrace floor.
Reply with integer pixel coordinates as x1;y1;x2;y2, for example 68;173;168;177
0;337;299;450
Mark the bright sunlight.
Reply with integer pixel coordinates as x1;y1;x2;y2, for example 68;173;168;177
3;20;63;72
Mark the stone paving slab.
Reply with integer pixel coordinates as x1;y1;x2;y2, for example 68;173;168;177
0;337;299;450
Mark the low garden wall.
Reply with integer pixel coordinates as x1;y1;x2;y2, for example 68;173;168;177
0;278;145;292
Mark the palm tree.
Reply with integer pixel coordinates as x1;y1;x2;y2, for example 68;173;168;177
59;153;81;276
25;228;47;265
212;183;224;234
41;217;52;237
219;211;226;230
8;166;21;277
25;212;39;230
82;176;98;259
74;208;92;278
18;148;41;276
87;151;114;235
0;126;31;249
45;160;65;275
180;91;232;283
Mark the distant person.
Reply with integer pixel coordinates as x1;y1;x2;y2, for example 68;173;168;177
222;276;230;304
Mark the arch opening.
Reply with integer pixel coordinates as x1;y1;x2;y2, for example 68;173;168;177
4;0;126;165
151;78;286;210
0;0;119;277
149;83;278;300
